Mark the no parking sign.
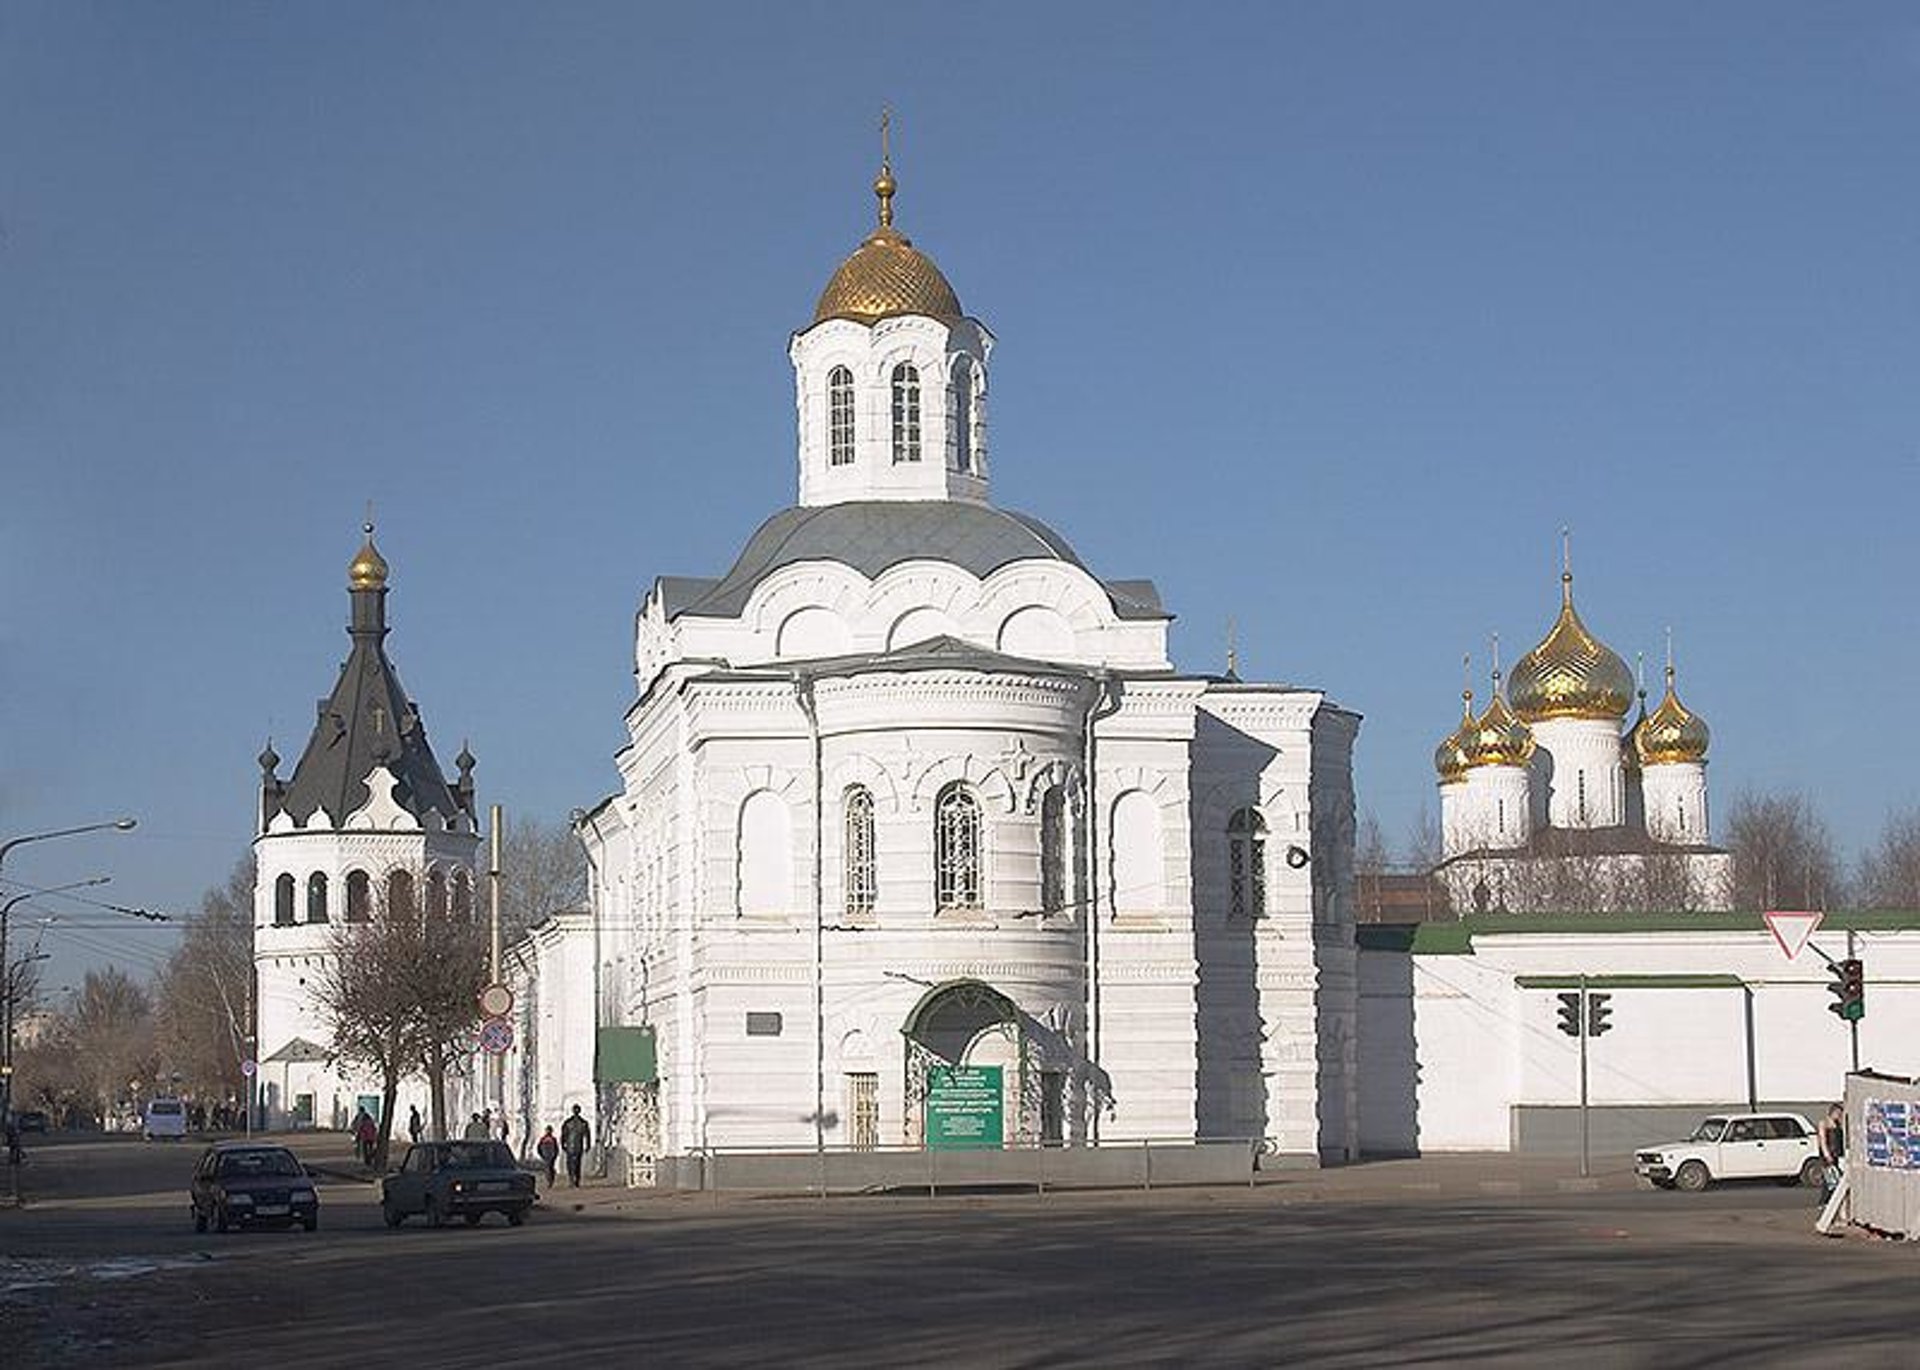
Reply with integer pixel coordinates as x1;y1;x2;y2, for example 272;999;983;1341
478;1017;514;1055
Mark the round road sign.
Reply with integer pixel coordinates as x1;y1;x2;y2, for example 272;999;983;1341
478;1017;515;1055
240;1059;258;1078
478;983;514;1018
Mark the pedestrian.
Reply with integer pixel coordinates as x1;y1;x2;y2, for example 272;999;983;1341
536;1126;560;1188
498;1113;510;1145
560;1104;590;1187
5;1114;22;1167
352;1108;378;1167
463;1112;488;1141
407;1104;423;1145
1817;1101;1846;1203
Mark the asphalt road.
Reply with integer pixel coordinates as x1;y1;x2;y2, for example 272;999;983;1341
2;1134;1911;1368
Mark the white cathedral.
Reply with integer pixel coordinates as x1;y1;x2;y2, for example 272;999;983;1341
1431;564;1732;913
551;156;1366;1173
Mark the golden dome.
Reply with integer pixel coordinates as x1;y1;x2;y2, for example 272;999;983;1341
812;162;962;326
348;525;389;591
1633;667;1710;766
1434;689;1474;783
1509;572;1634;722
1462;689;1537;769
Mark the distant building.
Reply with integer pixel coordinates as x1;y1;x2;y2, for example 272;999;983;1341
524;153;1364;1182
1431;569;1731;913
252;532;480;1130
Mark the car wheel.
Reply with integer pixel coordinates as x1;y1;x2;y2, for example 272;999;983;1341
426;1196;446;1229
382;1201;405;1229
506;1207;526;1227
302;1213;318;1233
193;1205;207;1233
1799;1156;1826;1188
1674;1160;1710;1192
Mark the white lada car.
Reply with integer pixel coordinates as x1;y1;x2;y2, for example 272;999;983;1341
1634;1112;1823;1191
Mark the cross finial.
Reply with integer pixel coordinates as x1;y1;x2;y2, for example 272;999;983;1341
1460;652;1474;716
880;106;892;169
1489;631;1502;686
364;499;376;538
1635;650;1647;700
1225;616;1238;678
873;107;897;228
1665;625;1676;684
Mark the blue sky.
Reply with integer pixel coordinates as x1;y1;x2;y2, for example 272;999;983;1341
4;4;1917;985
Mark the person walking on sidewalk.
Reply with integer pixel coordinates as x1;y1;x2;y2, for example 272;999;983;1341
560;1105;591;1187
352;1109;378;1167
536;1126;560;1188
1817;1101;1846;1204
407;1104;423;1145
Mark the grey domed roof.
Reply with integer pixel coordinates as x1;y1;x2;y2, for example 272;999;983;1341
657;501;1165;621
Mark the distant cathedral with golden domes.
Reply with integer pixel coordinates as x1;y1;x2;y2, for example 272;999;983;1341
1432;552;1730;913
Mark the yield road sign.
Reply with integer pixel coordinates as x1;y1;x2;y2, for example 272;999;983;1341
1763;910;1823;961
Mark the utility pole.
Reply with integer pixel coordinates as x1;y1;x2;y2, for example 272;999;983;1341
1577;973;1590;1179
490;805;503;1119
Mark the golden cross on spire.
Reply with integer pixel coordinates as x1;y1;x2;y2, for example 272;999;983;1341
1225;616;1238;677
874;106;897;228
1665;625;1676;684
364;499;376;537
880;105;892;168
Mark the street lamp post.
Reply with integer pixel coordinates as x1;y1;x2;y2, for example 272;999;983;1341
0;819;136;1131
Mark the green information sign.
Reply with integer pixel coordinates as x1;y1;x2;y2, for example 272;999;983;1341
925;1065;1004;1150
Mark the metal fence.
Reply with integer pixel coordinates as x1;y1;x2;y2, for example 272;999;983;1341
655;1137;1267;1196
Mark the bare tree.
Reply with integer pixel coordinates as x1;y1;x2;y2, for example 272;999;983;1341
502;814;588;942
65;968;157;1126
1355;810;1393;875
1856;808;1920;910
311;868;488;1167
1405;804;1442;872
1726;790;1847;911
153;856;255;1103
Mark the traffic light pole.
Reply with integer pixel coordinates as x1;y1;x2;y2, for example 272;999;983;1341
1847;930;1859;1072
1578;973;1590;1179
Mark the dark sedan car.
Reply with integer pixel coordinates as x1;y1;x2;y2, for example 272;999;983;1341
190;1143;319;1233
381;1140;535;1228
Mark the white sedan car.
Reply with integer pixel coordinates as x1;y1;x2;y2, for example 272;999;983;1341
1635;1113;1822;1191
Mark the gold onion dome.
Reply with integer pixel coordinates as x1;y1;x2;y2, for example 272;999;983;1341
812;162;962;326
1462;689;1537;769
1633;668;1711;766
1434;690;1475;782
348;525;389;590
1508;573;1635;722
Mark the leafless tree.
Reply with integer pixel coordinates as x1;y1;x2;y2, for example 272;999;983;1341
501;814;588;942
65;967;157;1125
153;856;255;1103
1856;808;1920;910
311;868;488;1167
1355;810;1393;875
1726;790;1847;911
1405;804;1442;872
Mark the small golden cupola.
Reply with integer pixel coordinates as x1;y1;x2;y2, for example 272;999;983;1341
1434;687;1475;783
813;142;963;326
348;523;389;590
1508;564;1635;723
1634;661;1711;767
1462;670;1537;769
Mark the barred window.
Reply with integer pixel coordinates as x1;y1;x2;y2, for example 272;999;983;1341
935;782;982;910
1040;785;1066;914
387;868;416;920
828;366;855;465
274;873;296;926
891;363;921;463
1228;807;1267;918
451;869;472;920
949;357;973;472
346;870;371;923
426;867;448;920
844;785;877;918
306;872;329;924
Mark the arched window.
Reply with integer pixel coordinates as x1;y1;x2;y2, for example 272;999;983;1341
306;872;329;924
1228;807;1268;918
949;357;973;473
426;867;448;920
1040;785;1066;915
1112;791;1164;914
934;783;982;910
452;869;472;920
274;873;296;926
737;791;792;916
387;868;416;921
828;366;855;466
891;363;921;464
346;870;371;923
844;786;876;918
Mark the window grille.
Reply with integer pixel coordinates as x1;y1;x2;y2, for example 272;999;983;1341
426;867;448;920
935;783;982;910
847;1073;880;1150
306;872;329;924
891;363;921;463
844;786;877;918
1228;807;1267;918
274;873;296;926
1040;785;1066;914
950;358;973;472
1040;1070;1065;1144
451;869;472;920
388;869;415;920
828;366;855;465
346;870;371;922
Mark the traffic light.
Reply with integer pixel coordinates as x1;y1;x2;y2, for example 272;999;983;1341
1828;958;1865;1022
1586;992;1613;1036
1556;992;1582;1037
